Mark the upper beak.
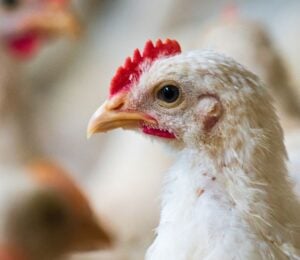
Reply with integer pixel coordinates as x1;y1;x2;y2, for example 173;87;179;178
87;94;156;138
25;4;81;38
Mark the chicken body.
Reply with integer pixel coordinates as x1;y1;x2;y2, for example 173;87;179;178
89;40;300;259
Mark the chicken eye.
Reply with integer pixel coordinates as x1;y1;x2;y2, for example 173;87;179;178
1;0;20;9
156;85;180;104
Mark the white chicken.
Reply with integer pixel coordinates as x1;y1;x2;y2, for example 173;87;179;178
88;39;300;259
0;0;80;164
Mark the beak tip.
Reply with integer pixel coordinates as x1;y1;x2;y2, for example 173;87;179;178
87;117;98;139
86;127;95;140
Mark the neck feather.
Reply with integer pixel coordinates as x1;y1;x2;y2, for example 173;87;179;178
160;127;300;243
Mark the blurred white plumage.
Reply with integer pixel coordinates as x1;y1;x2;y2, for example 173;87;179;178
0;0;80;164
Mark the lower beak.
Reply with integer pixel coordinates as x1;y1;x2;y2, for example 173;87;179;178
73;217;113;251
87;96;156;138
26;8;81;38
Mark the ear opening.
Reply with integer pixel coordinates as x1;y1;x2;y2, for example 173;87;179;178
197;95;223;132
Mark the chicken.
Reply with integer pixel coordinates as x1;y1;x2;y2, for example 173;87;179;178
273;2;300;101
0;161;112;260
0;0;80;164
194;8;300;128
88;39;300;259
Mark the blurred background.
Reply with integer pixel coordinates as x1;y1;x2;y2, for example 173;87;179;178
0;0;300;259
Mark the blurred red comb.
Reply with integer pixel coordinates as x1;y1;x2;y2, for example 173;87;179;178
48;0;68;6
49;0;68;3
221;2;239;21
109;39;181;97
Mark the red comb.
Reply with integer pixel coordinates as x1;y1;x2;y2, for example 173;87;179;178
49;0;67;3
221;3;239;21
48;0;68;6
109;39;181;97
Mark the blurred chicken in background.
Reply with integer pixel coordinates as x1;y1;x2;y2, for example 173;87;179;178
0;161;112;260
271;3;300;192
0;1;117;259
0;0;80;165
273;2;300;104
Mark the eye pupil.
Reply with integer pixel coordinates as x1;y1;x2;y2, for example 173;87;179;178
157;85;180;103
1;0;19;8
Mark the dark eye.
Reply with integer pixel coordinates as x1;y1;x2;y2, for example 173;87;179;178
1;0;20;9
156;85;180;104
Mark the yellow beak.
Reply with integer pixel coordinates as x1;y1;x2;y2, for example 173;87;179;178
71;216;113;251
87;94;156;138
26;6;81;38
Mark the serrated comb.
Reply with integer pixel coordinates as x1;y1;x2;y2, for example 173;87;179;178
109;39;181;97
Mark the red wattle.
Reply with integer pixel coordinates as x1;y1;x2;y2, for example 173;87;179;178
142;125;176;139
7;32;41;59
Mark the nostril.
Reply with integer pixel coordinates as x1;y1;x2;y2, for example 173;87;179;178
107;93;127;111
112;102;125;111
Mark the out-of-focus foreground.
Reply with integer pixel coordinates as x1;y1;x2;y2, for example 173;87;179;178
0;0;299;259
